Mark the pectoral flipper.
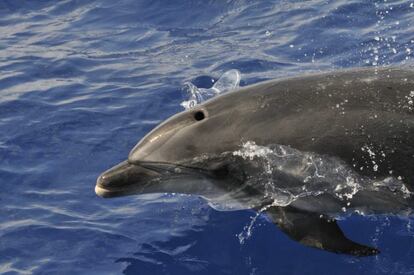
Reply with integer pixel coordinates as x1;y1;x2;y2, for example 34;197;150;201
266;206;379;256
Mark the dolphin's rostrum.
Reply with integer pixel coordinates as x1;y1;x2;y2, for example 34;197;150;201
96;67;414;256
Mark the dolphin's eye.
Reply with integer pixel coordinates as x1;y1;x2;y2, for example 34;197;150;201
194;111;205;121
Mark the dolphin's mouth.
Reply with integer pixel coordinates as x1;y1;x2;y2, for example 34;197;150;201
95;160;164;198
95;160;209;198
95;184;126;198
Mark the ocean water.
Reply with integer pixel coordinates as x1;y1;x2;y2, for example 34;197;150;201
1;0;414;274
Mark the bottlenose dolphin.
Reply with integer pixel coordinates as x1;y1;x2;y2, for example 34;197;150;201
95;67;414;256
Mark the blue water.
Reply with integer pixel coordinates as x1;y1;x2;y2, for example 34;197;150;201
1;0;414;274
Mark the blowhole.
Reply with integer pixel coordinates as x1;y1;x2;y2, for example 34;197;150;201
194;111;205;121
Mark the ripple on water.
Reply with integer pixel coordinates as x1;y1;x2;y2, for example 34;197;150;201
1;0;414;274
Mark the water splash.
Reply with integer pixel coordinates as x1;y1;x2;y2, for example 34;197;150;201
237;201;281;244
233;141;363;203
231;141;412;244
362;1;413;68
181;70;241;110
404;90;414;111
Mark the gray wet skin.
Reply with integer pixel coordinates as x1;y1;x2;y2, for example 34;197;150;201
96;67;414;256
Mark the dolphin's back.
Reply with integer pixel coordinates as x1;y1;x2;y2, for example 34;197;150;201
206;67;414;118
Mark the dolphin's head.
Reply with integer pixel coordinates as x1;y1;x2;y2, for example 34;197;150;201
95;105;238;198
128;107;212;164
95;159;216;198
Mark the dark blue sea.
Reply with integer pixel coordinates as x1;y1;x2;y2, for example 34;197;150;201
1;0;414;274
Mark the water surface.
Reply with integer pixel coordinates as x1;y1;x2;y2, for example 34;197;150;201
1;1;414;274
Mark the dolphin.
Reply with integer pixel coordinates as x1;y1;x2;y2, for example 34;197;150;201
95;67;414;256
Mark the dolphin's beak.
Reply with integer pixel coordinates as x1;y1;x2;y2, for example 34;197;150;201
95;160;161;198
